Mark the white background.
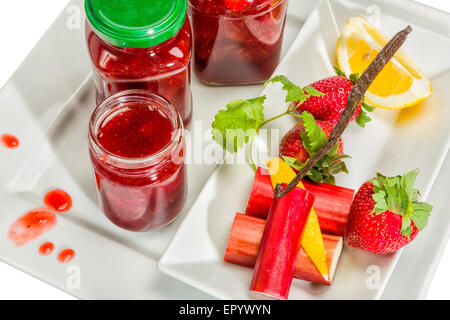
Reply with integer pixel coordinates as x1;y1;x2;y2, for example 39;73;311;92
0;0;449;300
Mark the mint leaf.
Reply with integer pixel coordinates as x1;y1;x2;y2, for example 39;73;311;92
212;97;265;153
300;111;328;155
265;75;308;103
355;110;372;128
265;76;323;105
333;66;347;77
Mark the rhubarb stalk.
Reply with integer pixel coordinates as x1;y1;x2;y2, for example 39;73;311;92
245;167;354;236
224;213;343;285
249;184;314;300
245;167;273;218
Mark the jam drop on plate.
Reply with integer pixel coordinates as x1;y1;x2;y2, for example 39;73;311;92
58;249;75;263
1;133;19;149
44;189;72;212
39;242;55;256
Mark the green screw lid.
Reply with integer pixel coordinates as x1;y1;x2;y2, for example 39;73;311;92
85;0;187;48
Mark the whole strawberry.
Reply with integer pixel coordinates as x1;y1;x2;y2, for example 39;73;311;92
280;120;343;163
279;112;349;185
296;76;367;126
345;170;432;254
224;0;266;12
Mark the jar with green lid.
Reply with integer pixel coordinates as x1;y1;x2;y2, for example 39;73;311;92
85;0;193;126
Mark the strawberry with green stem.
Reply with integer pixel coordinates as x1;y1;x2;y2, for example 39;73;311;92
280;112;350;185
345;170;432;254
211;75;350;183
294;67;376;128
212;76;321;166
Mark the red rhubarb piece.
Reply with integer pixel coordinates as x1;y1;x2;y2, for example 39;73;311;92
245;167;274;218
249;184;314;300
302;180;354;236
224;213;343;285
245;167;354;236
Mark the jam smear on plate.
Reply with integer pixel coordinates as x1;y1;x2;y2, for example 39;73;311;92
8;208;57;246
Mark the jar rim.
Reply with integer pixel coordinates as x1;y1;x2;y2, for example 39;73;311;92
85;0;187;48
188;0;285;18
89;90;184;169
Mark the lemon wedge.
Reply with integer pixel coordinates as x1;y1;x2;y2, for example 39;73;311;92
337;17;432;109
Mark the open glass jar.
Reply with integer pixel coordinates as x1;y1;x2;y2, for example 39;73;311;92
89;90;186;232
189;0;288;85
85;0;193;126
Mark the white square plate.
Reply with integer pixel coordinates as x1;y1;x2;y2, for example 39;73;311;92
159;0;450;299
0;0;311;299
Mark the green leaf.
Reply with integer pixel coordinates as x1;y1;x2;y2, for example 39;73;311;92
411;202;433;230
282;112;349;185
265;75;309;103
355;110;372;128
400;169;419;200
333;66;347;77
372;190;388;215
349;73;360;84
362;101;376;112
323;176;336;185
211;97;265;153
327;160;349;175
282;156;304;171
306;168;324;183
304;86;324;97
401;216;414;239
370;170;433;235
300;111;329;155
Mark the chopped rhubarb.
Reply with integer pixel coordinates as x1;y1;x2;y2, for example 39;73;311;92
245;167;273;218
250;185;314;300
225;213;343;285
267;157;328;279
245;166;354;236
302;180;354;236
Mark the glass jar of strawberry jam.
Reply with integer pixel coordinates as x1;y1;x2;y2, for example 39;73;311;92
85;0;193;126
89;90;186;232
189;0;288;85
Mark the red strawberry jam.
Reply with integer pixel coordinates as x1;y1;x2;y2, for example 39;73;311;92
89;90;186;232
189;0;288;84
1;133;19;149
58;249;76;264
44;189;72;212
85;0;192;126
39;242;55;256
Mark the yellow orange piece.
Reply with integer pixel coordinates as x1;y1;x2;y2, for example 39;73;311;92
337;17;432;109
267;157;329;280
